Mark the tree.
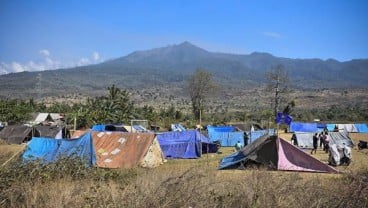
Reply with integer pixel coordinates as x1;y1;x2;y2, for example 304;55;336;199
187;69;216;122
265;64;291;117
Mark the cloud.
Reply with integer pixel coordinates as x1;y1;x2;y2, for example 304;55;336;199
0;50;103;75
39;49;50;57
92;51;100;61
77;58;90;66
262;32;282;39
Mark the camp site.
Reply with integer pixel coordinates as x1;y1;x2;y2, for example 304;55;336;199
1;1;368;207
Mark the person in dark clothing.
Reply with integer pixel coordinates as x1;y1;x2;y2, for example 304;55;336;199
291;133;298;146
319;133;325;149
311;133;318;154
243;132;249;146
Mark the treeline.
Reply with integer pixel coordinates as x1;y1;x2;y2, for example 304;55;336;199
0;85;367;130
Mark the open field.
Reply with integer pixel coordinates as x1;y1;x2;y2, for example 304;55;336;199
0;133;367;207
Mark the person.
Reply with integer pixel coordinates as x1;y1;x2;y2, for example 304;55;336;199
319;132;325;149
234;141;243;151
291;133;298;146
311;133;318;154
324;132;330;153
243;132;249;146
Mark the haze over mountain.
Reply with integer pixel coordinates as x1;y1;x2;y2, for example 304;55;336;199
0;41;367;99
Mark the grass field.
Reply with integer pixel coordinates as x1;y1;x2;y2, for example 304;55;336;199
0;133;367;207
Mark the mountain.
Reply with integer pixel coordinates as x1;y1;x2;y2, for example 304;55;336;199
0;41;367;99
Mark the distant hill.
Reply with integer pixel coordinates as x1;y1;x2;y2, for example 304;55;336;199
0;41;367;99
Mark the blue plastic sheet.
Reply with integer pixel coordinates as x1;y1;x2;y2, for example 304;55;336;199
157;130;208;159
92;124;105;131
355;124;368;133
290;122;318;132
207;126;244;147
23;132;96;166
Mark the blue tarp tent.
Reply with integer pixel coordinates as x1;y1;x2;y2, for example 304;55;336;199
327;124;337;132
355;124;368;133
290;122;318;133
92;124;105;131
157;130;213;159
207;126;244;147
22;132;96;166
248;129;275;144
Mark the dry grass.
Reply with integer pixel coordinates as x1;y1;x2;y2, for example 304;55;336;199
0;133;368;207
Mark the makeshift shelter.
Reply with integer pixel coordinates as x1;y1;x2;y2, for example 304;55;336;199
35;125;70;139
248;129;275;144
22;132;96;166
0;125;35;144
157;130;216;159
207;125;244;147
293;132;314;148
355;124;368;133
92;131;164;168
337;124;358;133
326;124;338;132
218;135;337;173
92;124;129;132
328;132;354;147
289;122;318;133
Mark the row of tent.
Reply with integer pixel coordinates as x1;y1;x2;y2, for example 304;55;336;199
207;125;275;147
0;125;69;144
292;131;354;149
290;122;368;133
22;129;339;174
22;129;218;168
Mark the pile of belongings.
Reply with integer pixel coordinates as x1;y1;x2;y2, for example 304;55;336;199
328;143;352;166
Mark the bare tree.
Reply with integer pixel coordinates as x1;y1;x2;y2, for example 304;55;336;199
265;64;291;117
187;69;216;123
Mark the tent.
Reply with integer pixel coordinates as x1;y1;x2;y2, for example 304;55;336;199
22;132;96;166
218;135;337;173
35;125;70;139
326;124;337;132
337;124;358;133
289;122;318;133
329;132;354;147
355;124;368;133
248;129;275;144
92;131;164;168
0;125;35;144
207;125;244;147
22;131;164;169
293;132;314;149
157;130;216;159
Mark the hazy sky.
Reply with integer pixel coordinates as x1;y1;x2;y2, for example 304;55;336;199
1;0;367;74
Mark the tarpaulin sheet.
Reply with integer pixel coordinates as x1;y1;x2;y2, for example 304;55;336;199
328;132;354;147
92;125;106;131
22;132;96;166
92;131;163;168
355;124;368;133
248;129;275;144
290;122;318;133
157;130;203;159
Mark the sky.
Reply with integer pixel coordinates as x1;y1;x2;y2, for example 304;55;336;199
0;0;367;74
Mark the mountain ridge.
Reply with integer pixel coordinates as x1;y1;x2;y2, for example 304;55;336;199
0;41;367;99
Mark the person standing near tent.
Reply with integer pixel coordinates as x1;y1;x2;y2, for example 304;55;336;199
235;141;243;151
319;132;325;149
311;133;318;154
324;132;330;153
291;133;298;146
